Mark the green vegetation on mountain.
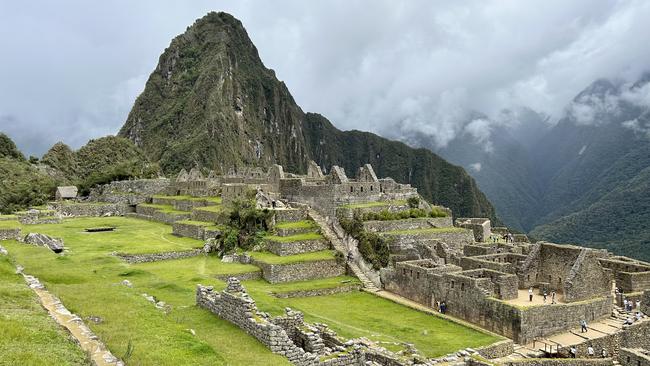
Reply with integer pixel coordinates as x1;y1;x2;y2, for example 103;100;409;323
0;133;25;161
41;136;160;195
118;12;496;220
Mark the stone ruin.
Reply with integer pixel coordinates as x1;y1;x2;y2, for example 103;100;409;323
24;232;64;253
197;278;442;366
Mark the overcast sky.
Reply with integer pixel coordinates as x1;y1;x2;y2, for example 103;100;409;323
1;0;649;156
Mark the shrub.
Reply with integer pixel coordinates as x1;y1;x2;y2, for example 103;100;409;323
407;196;420;208
217;192;274;254
340;214;392;269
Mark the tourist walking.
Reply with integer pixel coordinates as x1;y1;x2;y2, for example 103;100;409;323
587;346;594;358
543;291;547;304
529;287;533;302
624;298;628;310
636;300;641;310
601;348;607;358
581;319;588;332
570;346;577;358
551;291;557;304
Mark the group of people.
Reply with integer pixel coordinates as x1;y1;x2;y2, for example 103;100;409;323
489;233;514;243
569;345;608;358
435;301;448;314
621;297;644;325
528;287;557;304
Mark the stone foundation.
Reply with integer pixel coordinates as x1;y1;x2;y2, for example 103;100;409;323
0;228;20;241
116;249;203;263
363;217;453;232
272;284;362;298
266;238;330;256
252;258;345;283
51;202;130;217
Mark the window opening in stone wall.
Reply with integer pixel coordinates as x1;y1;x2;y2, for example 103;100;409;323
461;283;465;291
350;186;353;192
370;185;373;191
360;186;363;192
451;281;454;288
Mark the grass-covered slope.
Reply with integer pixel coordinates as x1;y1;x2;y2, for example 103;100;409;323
118;11;497;220
1;216;499;363
0;256;90;366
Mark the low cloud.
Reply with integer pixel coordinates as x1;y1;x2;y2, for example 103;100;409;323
1;1;650;155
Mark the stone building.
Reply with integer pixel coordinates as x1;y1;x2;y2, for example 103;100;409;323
55;186;78;200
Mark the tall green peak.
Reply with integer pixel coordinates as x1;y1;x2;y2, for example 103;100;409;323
118;12;496;220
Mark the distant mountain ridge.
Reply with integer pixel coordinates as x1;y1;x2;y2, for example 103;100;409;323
423;76;650;260
118;12;497;220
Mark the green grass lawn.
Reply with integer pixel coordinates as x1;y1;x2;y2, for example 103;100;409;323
383;227;467;236
242;280;499;358
340;200;407;209
265;232;323;243
0;216;500;363
0;255;90;366
250;250;337;265
274;220;317;230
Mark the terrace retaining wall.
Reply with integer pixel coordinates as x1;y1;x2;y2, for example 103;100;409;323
252;258;345;283
266;238;330;256
117;249;203;263
0;228;20;241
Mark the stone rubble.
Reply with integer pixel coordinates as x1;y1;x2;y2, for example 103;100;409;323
23;232;65;253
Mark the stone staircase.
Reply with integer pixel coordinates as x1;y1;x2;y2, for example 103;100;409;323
308;208;381;292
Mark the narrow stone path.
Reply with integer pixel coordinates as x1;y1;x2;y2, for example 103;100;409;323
307;208;380;292
16;266;123;366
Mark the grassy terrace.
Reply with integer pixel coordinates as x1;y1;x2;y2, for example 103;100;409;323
340;200;407;209
0;216;500;363
0;256;90;366
383;227;468;236
265;232;324;243
274;220;317;230
193;205;222;213
152;195;222;204
138;203;189;214
250;250;337;265
175;219;223;231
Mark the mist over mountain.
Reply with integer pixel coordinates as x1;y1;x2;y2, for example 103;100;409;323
405;75;650;260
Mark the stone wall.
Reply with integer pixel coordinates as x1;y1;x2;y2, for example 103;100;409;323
171;222;222;241
196;280;367;366
274;208;308;222
0;228;20;241
502;359;613;366
266;238;330;256
456;218;491;243
642;290;650;315
517;296;612;344
191;209;222;223
363;217;453;232
555;319;650;359
475;340;515;359
116;249;203;263
252;258;345;283
519;243;611;303
214;271;261;281
89;179;171;205
272;284;362;298
51;202;130;217
460;253;528;274
620;348;650;366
